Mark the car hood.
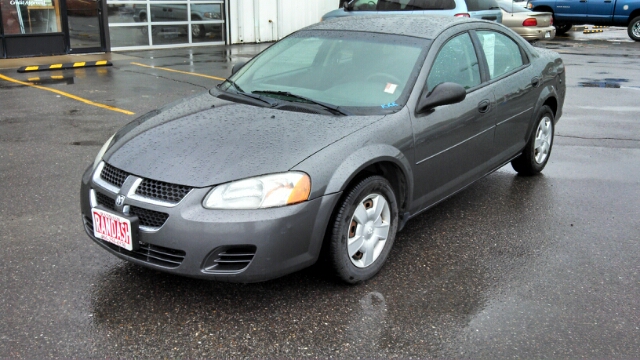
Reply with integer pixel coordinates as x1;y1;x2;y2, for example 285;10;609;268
104;92;384;188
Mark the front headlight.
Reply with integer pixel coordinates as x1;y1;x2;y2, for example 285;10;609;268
203;172;311;209
92;133;115;170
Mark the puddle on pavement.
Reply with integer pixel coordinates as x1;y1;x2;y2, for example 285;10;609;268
27;76;75;86
579;78;629;88
580;81;621;88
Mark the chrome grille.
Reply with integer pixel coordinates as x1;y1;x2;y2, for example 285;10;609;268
129;206;169;228
83;216;185;268
101;163;129;188
135;179;192;203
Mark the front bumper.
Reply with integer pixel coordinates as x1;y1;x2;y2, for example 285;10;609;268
80;163;340;283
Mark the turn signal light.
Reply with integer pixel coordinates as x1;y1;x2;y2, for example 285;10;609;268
454;13;470;17
523;18;538;26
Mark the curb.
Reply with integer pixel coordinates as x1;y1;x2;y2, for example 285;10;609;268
17;60;112;73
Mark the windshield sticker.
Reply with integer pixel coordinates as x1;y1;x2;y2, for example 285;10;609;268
381;102;398;109
384;83;398;94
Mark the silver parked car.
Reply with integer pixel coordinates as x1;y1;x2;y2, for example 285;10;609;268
498;0;555;41
81;15;565;284
323;0;503;22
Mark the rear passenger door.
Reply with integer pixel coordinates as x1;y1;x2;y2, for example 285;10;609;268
474;30;537;164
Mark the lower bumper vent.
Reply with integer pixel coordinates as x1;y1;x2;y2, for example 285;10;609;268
202;245;257;273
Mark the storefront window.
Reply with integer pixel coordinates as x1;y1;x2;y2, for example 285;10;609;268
107;0;225;49
1;0;62;34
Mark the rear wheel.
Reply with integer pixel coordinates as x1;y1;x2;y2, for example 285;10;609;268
511;105;555;176
628;16;640;41
191;16;205;38
327;176;398;284
555;23;572;35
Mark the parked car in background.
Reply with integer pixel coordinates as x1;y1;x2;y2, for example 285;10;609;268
526;0;640;41
81;15;565;284
498;0;555;41
323;0;503;22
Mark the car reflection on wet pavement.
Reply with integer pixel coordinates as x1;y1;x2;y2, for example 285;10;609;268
1;31;640;358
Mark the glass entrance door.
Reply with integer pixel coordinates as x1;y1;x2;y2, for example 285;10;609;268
66;0;105;52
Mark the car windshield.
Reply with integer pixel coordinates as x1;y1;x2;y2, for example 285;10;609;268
219;30;430;115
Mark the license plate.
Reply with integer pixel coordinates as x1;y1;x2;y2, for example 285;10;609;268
91;207;137;251
545;31;551;38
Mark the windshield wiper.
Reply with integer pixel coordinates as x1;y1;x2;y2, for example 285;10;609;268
220;80;280;107
252;90;350;116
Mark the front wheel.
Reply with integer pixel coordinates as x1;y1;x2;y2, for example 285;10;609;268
511;105;555;176
555;23;572;35
327;176;399;284
628;16;640;41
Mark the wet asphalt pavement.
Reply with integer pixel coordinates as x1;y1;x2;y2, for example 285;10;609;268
1;27;639;358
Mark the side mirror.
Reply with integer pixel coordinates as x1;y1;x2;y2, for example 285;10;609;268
231;61;246;75
417;82;466;113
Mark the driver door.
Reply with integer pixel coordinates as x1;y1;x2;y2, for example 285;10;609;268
411;32;495;211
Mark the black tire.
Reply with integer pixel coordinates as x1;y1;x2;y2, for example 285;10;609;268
511;105;555;176
628;16;640;41
555;23;572;35
327;176;399;284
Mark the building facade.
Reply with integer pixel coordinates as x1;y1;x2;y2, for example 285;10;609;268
1;0;337;58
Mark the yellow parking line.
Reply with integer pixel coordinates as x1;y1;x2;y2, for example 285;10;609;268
0;73;135;115
130;62;226;81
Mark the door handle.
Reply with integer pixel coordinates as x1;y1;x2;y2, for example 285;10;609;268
478;100;491;113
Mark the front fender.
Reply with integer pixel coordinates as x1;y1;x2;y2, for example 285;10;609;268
291;111;415;206
324;144;413;197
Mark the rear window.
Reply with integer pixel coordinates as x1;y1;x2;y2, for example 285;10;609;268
464;0;499;11
351;0;455;11
408;0;456;10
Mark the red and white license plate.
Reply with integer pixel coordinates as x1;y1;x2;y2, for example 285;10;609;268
92;208;136;251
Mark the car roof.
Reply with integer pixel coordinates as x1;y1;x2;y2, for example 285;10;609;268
306;14;482;39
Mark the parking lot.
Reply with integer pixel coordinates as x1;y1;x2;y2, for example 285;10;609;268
1;26;639;358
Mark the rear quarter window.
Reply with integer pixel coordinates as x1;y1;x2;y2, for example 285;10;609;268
465;0;499;11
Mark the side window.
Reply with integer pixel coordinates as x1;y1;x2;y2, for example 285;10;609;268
426;33;481;92
353;0;378;10
376;0;412;11
477;30;524;79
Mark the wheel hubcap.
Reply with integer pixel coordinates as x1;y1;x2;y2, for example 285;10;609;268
192;24;201;37
534;116;553;164
348;194;391;268
633;22;640;38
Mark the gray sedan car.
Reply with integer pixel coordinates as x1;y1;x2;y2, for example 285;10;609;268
323;0;503;22
80;15;565;284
